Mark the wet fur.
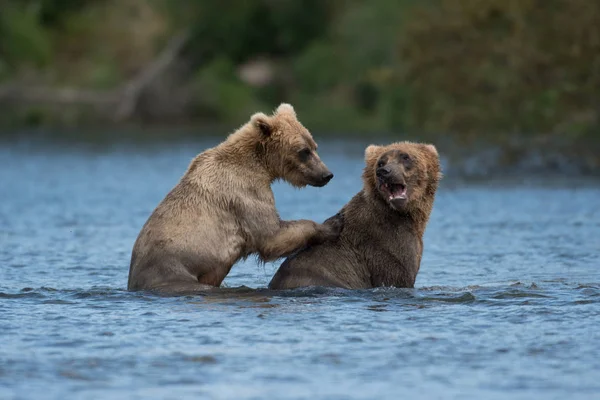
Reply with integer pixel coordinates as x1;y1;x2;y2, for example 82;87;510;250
128;104;339;293
269;141;442;289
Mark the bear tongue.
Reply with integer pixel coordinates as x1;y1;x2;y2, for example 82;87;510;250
389;184;407;200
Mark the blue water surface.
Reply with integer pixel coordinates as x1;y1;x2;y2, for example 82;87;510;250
1;138;599;400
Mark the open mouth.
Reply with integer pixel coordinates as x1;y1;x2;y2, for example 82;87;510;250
379;180;407;201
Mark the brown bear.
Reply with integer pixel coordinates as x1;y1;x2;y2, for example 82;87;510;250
269;141;442;290
128;103;341;293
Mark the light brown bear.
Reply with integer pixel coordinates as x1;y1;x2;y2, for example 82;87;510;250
128;104;340;293
269;141;442;289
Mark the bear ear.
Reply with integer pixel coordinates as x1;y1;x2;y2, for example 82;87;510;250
421;143;438;156
365;145;382;159
275;103;296;117
251;112;272;136
364;145;383;165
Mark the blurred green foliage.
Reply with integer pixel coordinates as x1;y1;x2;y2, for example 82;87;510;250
400;0;600;137
180;0;331;64
0;3;53;70
0;0;599;140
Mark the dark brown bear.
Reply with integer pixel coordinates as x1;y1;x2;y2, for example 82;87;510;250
128;104;340;293
269;141;442;289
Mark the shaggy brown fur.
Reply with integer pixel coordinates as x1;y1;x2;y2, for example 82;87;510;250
128;104;340;293
269;141;442;289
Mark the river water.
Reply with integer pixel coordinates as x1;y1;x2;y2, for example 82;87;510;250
1;138;599;399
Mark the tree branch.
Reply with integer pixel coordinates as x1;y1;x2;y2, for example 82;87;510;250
114;31;190;121
0;31;190;122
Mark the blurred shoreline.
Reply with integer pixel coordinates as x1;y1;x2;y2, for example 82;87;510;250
2;1;599;134
1;0;598;179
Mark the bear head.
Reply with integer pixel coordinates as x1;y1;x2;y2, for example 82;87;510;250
363;142;442;211
251;103;333;187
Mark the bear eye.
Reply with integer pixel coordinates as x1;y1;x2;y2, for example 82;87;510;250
401;154;410;162
298;148;311;161
377;160;385;168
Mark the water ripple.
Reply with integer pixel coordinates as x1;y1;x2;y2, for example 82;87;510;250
1;141;599;400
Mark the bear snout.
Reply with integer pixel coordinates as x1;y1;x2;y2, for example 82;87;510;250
376;166;391;178
309;171;334;187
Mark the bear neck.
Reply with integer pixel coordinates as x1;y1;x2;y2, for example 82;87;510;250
218;123;277;183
